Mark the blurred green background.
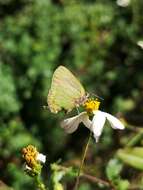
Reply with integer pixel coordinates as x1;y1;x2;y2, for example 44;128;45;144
0;0;143;189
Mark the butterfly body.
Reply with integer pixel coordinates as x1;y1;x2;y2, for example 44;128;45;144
74;92;89;107
47;66;87;113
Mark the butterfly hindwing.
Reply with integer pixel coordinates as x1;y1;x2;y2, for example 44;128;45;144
47;66;85;113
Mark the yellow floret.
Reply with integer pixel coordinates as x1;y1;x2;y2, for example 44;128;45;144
22;145;38;168
83;99;100;114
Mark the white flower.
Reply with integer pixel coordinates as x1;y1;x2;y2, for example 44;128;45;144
116;0;130;7
92;110;124;142
61;110;124;142
61;112;91;133
137;40;143;49
36;153;46;163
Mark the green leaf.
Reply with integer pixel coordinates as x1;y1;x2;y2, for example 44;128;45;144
117;147;143;170
117;180;130;190
106;158;123;181
79;183;91;190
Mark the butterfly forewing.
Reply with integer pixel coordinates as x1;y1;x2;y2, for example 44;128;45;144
47;66;86;113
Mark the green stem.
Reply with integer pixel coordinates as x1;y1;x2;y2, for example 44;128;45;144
74;131;92;190
126;130;143;147
35;175;48;190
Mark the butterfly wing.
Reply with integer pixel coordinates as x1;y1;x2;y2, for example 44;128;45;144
47;66;85;113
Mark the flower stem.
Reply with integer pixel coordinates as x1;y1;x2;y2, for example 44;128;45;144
35;175;48;190
74;131;92;190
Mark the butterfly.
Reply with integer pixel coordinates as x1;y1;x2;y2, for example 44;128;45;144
47;66;88;113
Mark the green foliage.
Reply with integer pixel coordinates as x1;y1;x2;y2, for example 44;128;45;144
117;147;143;170
0;64;20;117
0;0;143;189
0;119;41;157
106;158;129;190
79;183;91;190
6;163;33;189
106;158;123;181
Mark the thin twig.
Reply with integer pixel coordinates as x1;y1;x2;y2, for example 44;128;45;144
81;174;110;186
81;174;116;190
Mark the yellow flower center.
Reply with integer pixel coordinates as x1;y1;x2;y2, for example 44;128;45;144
83;99;100;114
22;145;38;168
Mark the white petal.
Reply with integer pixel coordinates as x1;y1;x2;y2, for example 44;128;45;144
116;0;130;7
92;110;106;142
25;165;32;171
60;114;81;133
36;153;46;163
60;112;89;133
137;41;143;49
104;112;125;130
82;114;92;129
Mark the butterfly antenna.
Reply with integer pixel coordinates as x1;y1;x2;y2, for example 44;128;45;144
91;93;104;101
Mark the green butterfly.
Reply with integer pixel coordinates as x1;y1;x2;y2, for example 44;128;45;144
47;66;88;113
